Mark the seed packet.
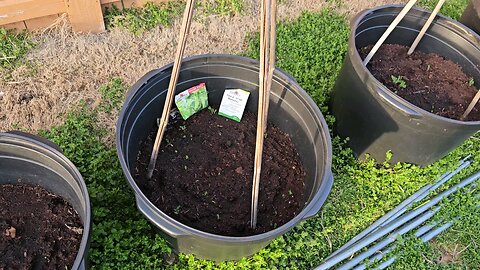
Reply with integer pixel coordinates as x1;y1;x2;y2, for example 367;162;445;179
175;83;209;120
218;89;251;122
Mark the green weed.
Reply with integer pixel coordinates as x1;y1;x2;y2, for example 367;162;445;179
98;77;127;112
0;28;35;71
104;1;185;34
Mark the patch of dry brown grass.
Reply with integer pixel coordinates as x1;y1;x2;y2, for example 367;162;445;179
0;0;401;139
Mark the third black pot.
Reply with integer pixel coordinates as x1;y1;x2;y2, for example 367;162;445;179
332;5;480;166
0;131;91;269
460;0;480;34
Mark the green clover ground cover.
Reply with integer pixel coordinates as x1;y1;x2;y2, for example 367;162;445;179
39;4;479;270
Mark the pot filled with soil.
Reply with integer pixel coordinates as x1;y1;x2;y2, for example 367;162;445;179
0;131;91;269
460;0;480;34
116;54;333;261
332;5;480;166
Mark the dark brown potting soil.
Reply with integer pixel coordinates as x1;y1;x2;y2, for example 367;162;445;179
134;110;306;236
0;184;83;269
360;44;480;121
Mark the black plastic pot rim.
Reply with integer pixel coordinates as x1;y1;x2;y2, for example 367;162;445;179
351;4;480;126
116;54;333;241
0;133;92;269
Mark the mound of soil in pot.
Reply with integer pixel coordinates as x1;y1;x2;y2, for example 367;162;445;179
134;110;306;236
0;184;83;269
360;44;480;121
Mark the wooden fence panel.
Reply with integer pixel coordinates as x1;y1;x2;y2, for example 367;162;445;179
24;14;59;30
0;0;172;32
65;0;105;32
1;21;27;32
0;0;65;26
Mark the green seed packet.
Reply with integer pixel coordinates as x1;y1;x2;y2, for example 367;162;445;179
175;83;209;120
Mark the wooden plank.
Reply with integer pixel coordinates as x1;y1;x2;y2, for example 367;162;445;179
0;21;27;32
24;14;59;30
0;0;65;26
65;0;105;33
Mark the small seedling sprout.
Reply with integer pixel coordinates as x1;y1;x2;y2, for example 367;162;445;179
468;78;475;87
391;75;407;89
207;106;217;114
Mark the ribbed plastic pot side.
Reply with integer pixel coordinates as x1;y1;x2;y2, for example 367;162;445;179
116;54;334;261
332;5;480;166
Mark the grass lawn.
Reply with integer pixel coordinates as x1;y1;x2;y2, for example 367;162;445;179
3;0;479;269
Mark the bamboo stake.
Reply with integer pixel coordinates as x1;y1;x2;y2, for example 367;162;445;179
363;0;418;66
251;0;268;230
263;0;277;128
407;0;445;55
251;0;277;229
461;89;480;120
147;0;195;179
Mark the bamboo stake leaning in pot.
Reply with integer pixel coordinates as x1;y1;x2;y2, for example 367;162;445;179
407;0;446;55
461;89;480;120
363;0;418;66
251;0;277;229
147;0;196;179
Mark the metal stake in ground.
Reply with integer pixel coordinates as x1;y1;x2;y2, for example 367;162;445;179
363;0;418;66
146;0;195;179
407;0;445;55
251;0;277;229
461;89;480;120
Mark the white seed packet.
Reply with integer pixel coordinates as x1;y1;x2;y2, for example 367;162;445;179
218;89;250;122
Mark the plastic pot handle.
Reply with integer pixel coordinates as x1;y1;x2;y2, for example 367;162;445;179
135;196;186;238
5;131;63;153
376;89;422;119
302;172;334;220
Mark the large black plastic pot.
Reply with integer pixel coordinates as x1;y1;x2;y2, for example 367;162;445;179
332;5;480;166
460;0;480;34
116;54;333;261
0;131;91;269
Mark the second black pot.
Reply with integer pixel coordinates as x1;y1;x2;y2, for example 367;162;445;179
333;5;480;166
